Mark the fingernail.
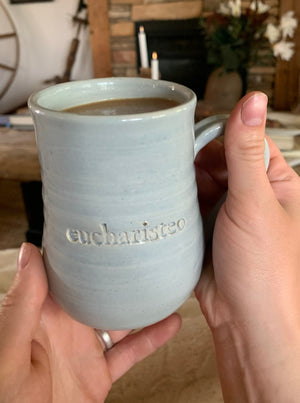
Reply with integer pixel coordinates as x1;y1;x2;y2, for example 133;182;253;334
241;93;268;127
18;243;32;271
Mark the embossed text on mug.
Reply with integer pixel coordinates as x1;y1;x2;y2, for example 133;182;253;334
66;219;186;247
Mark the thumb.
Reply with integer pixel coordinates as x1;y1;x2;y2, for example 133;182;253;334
225;91;270;202
0;243;48;360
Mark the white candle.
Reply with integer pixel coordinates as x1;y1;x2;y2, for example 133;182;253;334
151;52;159;80
138;26;149;68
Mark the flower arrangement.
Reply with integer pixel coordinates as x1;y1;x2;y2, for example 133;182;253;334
265;10;298;61
199;0;298;74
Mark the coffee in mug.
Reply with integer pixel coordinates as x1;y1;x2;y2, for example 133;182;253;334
64;97;180;115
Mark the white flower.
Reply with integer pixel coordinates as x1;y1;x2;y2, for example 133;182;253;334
249;0;270;14
218;2;231;15
280;11;298;39
228;0;241;17
273;40;295;61
219;0;241;17
265;23;281;44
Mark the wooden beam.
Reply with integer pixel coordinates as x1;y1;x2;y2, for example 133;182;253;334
87;0;112;77
274;0;300;110
132;1;202;21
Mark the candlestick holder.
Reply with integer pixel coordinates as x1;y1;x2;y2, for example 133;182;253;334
139;67;151;78
139;67;161;80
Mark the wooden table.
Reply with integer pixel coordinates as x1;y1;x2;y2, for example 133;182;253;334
0;127;43;245
0;127;40;181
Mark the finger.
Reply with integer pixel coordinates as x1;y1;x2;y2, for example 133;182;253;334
225;92;271;204
195;138;226;179
195;247;215;306
105;313;181;382
94;329;132;352
195;139;227;216
266;136;300;218
0;243;48;361
107;330;132;344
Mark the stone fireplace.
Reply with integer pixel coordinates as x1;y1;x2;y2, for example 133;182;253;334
108;0;280;104
135;19;208;98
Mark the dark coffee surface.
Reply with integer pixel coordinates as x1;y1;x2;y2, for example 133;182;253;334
64;97;180;115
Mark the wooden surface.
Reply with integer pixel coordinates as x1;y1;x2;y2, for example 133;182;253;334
132;1;202;21
274;0;300;110
87;0;112;78
0;128;40;182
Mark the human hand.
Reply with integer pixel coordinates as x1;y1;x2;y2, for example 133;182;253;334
0;243;181;403
195;92;300;402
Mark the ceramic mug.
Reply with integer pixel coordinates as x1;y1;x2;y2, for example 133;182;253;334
28;78;270;330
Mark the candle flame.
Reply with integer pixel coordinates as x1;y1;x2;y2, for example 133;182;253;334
139;25;144;33
152;52;158;60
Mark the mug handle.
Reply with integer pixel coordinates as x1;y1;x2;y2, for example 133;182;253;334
194;114;270;170
194;114;270;241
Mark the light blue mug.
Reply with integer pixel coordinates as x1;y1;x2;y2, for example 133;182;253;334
28;78;269;330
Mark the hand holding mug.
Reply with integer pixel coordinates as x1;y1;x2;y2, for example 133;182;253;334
2;91;298;403
0;243;181;402
196;92;300;401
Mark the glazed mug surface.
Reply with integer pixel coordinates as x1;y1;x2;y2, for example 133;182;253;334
28;78;269;330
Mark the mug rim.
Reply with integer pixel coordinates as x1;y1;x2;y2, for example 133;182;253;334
28;77;197;121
